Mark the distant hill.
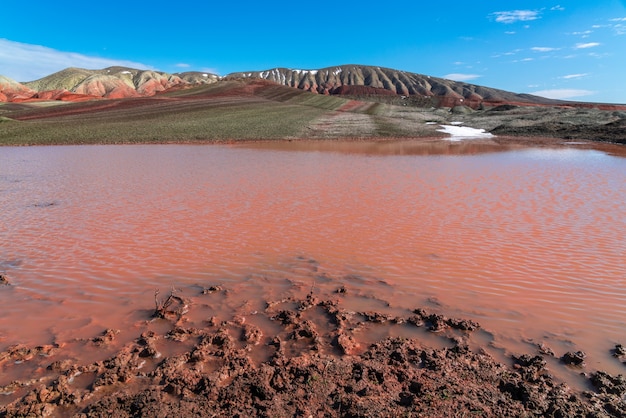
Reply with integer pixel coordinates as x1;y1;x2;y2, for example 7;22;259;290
1;64;624;111
0;67;220;102
0;75;36;101
1;78;625;146
227;65;564;108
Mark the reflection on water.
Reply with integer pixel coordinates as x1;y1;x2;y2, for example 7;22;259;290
236;138;518;155
1;140;625;377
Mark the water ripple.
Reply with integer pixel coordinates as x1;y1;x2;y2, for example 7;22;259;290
0;143;625;373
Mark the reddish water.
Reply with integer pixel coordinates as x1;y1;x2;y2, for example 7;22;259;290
1;140;625;384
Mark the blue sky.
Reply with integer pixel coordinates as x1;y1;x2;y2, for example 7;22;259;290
1;1;625;103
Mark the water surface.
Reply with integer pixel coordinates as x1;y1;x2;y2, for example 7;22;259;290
1;140;625;381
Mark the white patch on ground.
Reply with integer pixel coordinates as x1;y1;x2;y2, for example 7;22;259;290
450;121;464;125
437;125;494;141
202;74;208;77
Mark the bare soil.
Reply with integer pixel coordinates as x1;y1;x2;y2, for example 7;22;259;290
1;280;624;418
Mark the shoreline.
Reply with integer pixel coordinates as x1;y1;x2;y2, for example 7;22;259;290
1;280;624;417
2;134;625;154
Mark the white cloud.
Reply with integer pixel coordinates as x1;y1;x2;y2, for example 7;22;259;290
492;10;540;24
531;47;560;52
500;48;522;57
530;89;596;99
0;38;154;82
505;31;516;35
575;42;601;49
551;5;565;11
443;73;481;82
175;63;191;68
610;19;626;35
560;73;588;79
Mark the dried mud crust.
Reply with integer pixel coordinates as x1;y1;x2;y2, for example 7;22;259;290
1;284;624;418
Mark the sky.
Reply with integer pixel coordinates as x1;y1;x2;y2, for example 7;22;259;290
1;1;625;103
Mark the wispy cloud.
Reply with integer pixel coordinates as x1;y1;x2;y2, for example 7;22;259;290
571;30;593;38
0;38;153;82
491;10;540;24
175;63;191;68
551;5;565;12
610;18;626;35
560;73;588;80
575;42;601;49
530;89;596;99
443;73;481;82
531;47;560;52
443;73;482;81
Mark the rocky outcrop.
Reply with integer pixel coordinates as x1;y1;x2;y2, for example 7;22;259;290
0;75;36;102
73;74;141;98
176;72;221;85
33;89;100;102
133;71;185;96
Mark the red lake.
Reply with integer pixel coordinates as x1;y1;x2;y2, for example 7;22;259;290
1;140;625;388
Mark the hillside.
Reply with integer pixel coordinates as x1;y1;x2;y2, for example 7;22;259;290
0;67;220;102
2;64;624;111
0;75;36;101
227;65;564;108
1;79;428;144
1;78;625;146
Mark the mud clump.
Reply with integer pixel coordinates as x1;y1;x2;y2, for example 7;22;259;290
613;344;626;360
0;274;10;286
562;350;586;367
1;283;624;417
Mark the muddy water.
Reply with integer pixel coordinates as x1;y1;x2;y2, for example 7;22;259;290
1;140;625;382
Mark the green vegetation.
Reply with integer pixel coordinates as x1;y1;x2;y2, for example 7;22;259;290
0;80;444;146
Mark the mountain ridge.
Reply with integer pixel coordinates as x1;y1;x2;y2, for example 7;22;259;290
227;64;560;108
0;64;624;110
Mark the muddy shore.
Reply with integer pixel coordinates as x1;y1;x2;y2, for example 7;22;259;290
1;277;624;417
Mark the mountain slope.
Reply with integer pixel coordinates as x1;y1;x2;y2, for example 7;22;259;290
0;67;221;102
0;75;36;101
1;78;625;146
23;66;219;99
227;64;562;108
0;79;451;145
2;64;624;111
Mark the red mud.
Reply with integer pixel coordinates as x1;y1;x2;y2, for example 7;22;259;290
1;280;624;417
